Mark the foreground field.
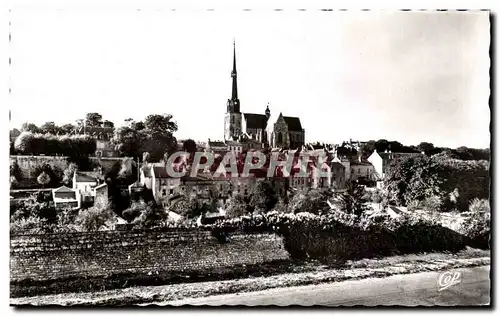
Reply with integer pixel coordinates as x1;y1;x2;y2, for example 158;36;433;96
11;247;490;306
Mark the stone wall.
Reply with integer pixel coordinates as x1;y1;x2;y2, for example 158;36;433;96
10;229;290;296
10;155;127;179
10;155;69;179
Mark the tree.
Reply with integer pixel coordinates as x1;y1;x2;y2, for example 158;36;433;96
142;114;178;160
112;125;144;158
39;121;60;135
59;123;76;135
37;172;51;188
337;180;369;216
63;163;78;186
112;114;178;161
249;180;278;212
85;112;103;127
21;122;40;133
417;142;435;154
183;139;197;161
103;120;115;128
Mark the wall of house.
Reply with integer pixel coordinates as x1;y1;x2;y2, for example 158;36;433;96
10;229;290;297
350;164;374;181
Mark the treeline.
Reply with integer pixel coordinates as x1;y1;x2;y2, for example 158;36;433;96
359;139;489;161
14;132;97;156
18;112;115;136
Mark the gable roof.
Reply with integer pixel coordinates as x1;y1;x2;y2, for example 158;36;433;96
53;186;75;193
74;172;98;183
243;113;268;130
283;116;303;131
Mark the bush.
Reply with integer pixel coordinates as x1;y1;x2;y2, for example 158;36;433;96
10;160;22;181
10;216;48;235
74;201;116;231
132;201;168;229
460;199;490;247
37;172;51;187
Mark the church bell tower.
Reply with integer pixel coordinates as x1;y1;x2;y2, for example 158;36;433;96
224;40;243;141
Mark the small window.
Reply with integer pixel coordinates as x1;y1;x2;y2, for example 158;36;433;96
170;189;173;194
162;189;166;196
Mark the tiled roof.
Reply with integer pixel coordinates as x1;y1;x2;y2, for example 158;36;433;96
283;116;303;131
74;172;98;182
152;166;170;178
208;141;226;147
351;161;373;166
243;113;268;129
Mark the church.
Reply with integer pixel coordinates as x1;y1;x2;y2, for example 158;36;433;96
223;42;305;149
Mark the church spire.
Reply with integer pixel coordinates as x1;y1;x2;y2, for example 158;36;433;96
231;40;238;101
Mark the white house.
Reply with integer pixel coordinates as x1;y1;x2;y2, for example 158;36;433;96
52;186;81;209
72;171;107;205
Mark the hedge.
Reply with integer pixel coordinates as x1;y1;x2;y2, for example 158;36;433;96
14;132;97;156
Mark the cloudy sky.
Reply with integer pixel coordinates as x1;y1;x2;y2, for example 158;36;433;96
8;9;490;148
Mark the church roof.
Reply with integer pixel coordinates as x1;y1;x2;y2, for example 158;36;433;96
283;116;303;131
243;113;268;129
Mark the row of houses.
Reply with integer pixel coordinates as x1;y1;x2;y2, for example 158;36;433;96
129;147;422;205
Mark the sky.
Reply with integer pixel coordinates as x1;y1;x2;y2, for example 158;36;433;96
8;9;491;148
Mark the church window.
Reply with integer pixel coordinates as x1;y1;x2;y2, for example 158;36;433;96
277;132;283;143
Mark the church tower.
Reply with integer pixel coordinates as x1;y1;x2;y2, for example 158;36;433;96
224;40;243;141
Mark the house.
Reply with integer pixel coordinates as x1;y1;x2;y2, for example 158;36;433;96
151;166;181;200
52;186;80;209
226;140;243;154
72;171;107;205
350;160;375;182
206;139;228;154
330;161;346;190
